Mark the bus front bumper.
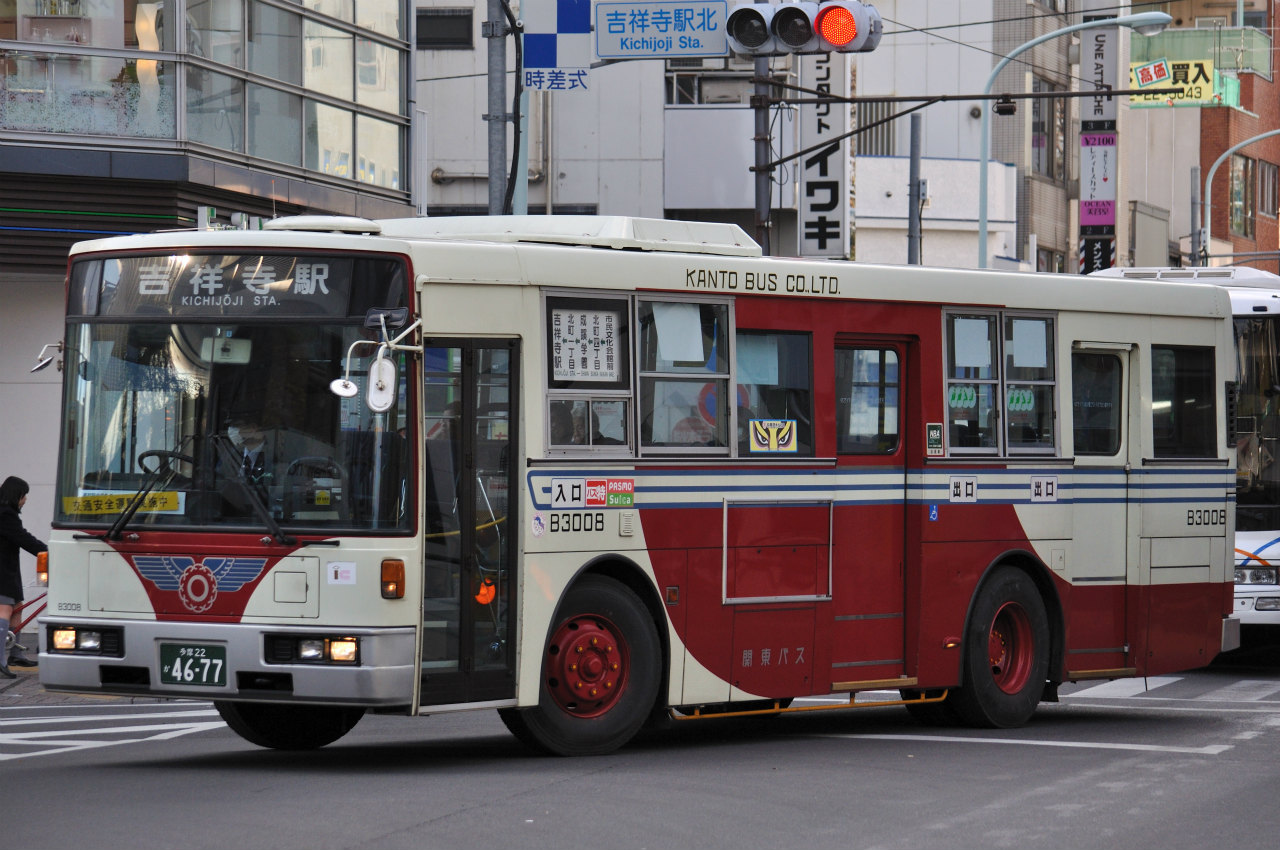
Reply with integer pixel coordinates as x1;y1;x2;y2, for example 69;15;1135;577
36;617;417;707
1234;586;1280;627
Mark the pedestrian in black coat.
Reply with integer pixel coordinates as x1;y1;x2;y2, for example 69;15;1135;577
0;476;46;677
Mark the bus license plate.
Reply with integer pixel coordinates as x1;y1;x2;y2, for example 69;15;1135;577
159;643;227;687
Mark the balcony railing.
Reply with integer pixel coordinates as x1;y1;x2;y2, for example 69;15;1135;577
1;49;175;137
1131;26;1272;80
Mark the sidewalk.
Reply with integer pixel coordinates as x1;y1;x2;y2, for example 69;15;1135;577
0;664;179;706
0;664;66;705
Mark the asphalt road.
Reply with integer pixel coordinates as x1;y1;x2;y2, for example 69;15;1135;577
3;633;1278;850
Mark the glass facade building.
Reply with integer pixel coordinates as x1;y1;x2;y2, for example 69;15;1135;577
0;1;413;594
0;0;408;194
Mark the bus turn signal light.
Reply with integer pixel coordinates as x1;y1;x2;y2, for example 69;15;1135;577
381;559;405;599
36;551;48;586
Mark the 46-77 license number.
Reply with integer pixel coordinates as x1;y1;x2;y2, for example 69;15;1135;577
159;643;227;687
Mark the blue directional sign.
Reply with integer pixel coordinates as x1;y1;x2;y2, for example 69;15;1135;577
595;1;729;59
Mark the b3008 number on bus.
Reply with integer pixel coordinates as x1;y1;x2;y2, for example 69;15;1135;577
1187;509;1227;526
550;511;606;533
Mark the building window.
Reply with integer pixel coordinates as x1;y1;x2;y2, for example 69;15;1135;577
1260;161;1278;219
1036;249;1065;273
416;8;473;50
1032;78;1066;183
855;100;896;157
1231;154;1257;237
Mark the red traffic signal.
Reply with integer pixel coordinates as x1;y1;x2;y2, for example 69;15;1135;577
726;1;882;56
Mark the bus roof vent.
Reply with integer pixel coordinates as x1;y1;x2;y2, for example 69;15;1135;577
1091;266;1280;283
375;215;762;257
263;215;383;235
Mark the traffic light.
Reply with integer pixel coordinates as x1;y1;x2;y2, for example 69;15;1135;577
725;1;882;57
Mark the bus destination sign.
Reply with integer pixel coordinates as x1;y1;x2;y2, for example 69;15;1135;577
72;254;400;319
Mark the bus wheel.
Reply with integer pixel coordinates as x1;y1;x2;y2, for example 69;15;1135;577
951;567;1049;729
215;701;365;750
501;575;661;756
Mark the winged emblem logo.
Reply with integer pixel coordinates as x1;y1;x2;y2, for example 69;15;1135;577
132;556;268;614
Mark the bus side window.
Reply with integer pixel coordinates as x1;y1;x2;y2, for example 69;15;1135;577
1151;345;1217;458
637;300;730;452
834;347;899;454
1071;353;1122;455
736;331;814;456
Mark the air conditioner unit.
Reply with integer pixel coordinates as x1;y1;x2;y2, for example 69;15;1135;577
727;52;793;74
665;57;727;72
702;78;751;104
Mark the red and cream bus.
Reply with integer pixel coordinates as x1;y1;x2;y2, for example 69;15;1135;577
38;215;1238;755
1095;265;1280;633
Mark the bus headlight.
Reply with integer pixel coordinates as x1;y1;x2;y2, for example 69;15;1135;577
1256;598;1280;611
48;626;122;655
297;639;327;660
265;635;359;665
329;639;358;663
1236;568;1279;585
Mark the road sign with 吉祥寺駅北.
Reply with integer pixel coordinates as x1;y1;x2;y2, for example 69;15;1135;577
595;1;729;59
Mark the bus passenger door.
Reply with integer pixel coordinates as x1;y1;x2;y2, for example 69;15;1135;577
1068;346;1134;677
419;340;519;705
829;341;909;692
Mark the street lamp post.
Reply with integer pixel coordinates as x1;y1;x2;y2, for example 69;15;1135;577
976;11;1171;269
1199;129;1280;265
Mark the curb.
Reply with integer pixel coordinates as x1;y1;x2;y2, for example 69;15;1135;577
0;666;173;706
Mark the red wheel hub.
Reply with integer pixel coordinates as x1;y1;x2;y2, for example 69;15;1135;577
987;601;1034;694
545;614;629;718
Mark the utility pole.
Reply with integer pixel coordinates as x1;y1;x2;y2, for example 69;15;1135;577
907;114;922;264
484;0;509;215
753;55;772;256
1190;166;1202;266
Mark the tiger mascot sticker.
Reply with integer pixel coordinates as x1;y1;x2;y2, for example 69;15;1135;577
749;419;798;452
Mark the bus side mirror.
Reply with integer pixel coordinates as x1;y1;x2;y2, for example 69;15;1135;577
367;352;397;413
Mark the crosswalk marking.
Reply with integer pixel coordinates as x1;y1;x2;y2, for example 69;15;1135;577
0;708;224;761
1195;679;1280;702
1065;676;1181;698
822;732;1232;755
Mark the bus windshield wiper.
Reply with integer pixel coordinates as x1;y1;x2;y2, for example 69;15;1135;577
105;440;195;541
210;435;296;546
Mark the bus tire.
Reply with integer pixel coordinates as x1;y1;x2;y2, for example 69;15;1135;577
950;566;1050;729
501;575;661;756
215;700;365;750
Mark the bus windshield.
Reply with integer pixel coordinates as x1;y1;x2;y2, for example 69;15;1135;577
55;252;413;534
1236;314;1280;532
